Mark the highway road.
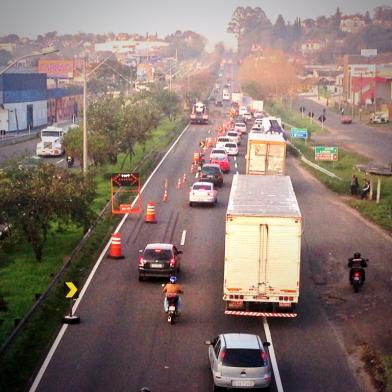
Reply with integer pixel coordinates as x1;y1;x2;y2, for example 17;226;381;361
294;96;392;167
28;101;388;392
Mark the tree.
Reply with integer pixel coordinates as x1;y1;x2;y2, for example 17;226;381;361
0;163;96;261
238;49;300;99
0;50;12;66
227;6;272;56
164;30;207;60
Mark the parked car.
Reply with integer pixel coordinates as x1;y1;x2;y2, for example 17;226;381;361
224;142;239;156
254;111;266;119
341;115;352;124
206;333;272;390
215;100;223;107
370;111;389;124
189;181;217;206
210;155;230;173
138;243;182;281
199;163;223;187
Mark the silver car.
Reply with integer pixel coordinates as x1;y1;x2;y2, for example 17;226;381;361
206;333;271;390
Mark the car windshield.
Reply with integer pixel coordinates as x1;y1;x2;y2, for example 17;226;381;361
222;349;265;368
193;184;212;190
212;156;225;162
143;249;172;260
202;166;220;174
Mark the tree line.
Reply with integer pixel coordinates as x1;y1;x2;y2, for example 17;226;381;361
0;87;181;262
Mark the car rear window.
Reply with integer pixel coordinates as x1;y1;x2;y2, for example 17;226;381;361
227;132;238;137
235;123;245;127
193;184;212;190
202;166;220;174
218;137;230;143
225;143;237;148
144;249;172;260
222;349;266;367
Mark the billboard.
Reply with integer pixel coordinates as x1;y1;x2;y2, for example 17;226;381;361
38;59;74;78
361;49;377;57
350;64;376;77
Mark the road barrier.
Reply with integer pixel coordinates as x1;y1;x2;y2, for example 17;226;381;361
108;233;124;259
144;202;157;223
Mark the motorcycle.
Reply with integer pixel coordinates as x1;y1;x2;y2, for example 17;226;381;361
350;268;365;293
165;294;180;324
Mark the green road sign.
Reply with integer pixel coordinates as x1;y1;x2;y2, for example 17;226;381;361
315;146;338;161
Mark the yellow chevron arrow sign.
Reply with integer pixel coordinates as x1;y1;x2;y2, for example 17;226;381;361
65;281;78;299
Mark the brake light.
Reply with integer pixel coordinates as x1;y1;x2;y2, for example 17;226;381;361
219;350;226;361
138;257;145;267
261;351;268;363
354;271;361;277
169;258;176;267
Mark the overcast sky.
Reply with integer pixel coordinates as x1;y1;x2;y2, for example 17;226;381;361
1;0;391;49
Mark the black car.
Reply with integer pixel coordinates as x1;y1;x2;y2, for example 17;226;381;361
138;243;182;281
199;163;223;187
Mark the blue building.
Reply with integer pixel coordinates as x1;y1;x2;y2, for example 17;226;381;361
0;73;47;132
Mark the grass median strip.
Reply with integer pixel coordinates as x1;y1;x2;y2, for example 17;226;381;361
0;116;186;391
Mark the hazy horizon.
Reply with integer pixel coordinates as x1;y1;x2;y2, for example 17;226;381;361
1;0;391;50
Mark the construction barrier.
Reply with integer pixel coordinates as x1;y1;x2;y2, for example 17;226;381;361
145;202;157;223
108;233;124;259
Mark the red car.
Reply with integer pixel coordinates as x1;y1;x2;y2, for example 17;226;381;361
210;156;230;173
341;115;352;124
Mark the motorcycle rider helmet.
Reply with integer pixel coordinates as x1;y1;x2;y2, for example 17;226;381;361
169;276;177;284
354;252;361;258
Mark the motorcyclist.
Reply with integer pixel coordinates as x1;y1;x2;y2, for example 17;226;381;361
162;276;183;312
348;252;368;283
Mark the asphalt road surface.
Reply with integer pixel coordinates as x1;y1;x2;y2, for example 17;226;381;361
294;96;392;166
29;105;389;392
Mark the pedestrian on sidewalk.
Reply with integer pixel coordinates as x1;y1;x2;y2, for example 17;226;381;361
350;174;359;196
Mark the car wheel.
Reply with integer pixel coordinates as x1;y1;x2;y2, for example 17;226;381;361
215;198;218;204
189;202;193;207
213;384;224;391
138;275;144;282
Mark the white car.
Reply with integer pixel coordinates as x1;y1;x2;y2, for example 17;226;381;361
254;111;265;118
189;182;217;206
216;136;231;149
234;122;247;134
243;112;252;121
210;147;228;157
238;106;248;116
224;142;239;156
251;123;263;132
254;118;263;124
226;130;241;145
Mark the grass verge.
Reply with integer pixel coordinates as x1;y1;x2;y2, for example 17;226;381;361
0;115;187;392
268;101;392;233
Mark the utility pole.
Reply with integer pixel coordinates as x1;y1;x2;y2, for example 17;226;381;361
83;57;88;174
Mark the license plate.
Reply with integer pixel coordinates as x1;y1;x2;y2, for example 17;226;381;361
150;263;163;268
168;305;176;311
232;380;254;387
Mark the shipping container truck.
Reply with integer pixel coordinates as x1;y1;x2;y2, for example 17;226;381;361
246;133;286;175
251;100;264;112
231;92;243;104
224;175;302;317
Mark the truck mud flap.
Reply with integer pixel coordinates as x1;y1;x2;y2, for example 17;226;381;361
225;310;297;318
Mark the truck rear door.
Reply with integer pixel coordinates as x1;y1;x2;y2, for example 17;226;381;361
248;143;267;174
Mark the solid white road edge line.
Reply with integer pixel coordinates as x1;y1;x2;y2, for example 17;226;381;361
56;159;64;164
263;317;284;392
29;124;191;392
180;230;186;246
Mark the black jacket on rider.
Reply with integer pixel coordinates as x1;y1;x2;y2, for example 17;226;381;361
348;256;368;282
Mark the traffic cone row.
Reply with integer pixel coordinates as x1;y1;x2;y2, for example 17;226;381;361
176;178;182;189
163;188;168;202
182;173;187;184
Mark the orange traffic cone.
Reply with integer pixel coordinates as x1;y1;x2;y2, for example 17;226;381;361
176;178;182;189
163;188;168;202
182;173;187;184
108;233;124;259
145;202;157;223
190;164;195;174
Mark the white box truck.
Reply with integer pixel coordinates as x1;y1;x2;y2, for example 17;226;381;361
224;175;302;317
246;133;286;175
